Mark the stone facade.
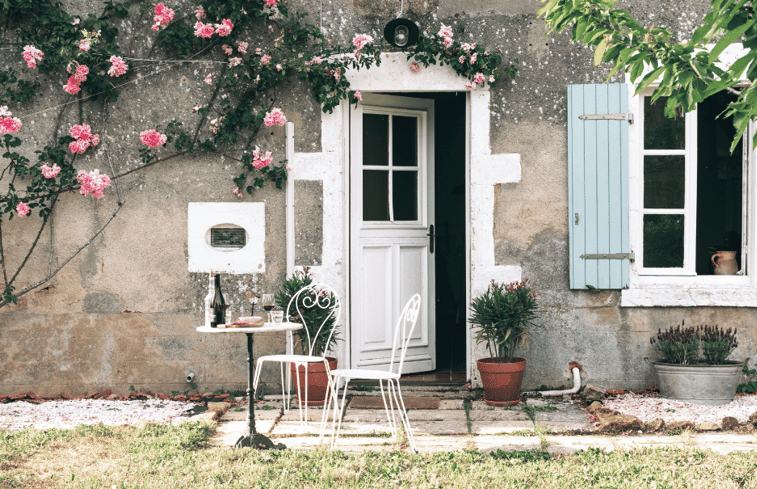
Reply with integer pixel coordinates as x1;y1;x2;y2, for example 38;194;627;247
2;0;756;397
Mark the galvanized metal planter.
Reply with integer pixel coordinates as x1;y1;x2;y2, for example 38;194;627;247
650;361;743;406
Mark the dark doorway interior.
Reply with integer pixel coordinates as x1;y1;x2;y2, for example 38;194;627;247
400;92;467;382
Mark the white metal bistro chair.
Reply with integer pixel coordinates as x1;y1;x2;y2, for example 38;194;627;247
252;283;341;429
325;294;421;452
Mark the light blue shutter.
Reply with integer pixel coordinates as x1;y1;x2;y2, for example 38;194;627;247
568;84;630;290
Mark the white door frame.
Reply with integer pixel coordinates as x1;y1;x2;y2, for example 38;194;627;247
342;91;471;378
298;53;523;386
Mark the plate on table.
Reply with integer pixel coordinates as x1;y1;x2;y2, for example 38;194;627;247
228;316;264;328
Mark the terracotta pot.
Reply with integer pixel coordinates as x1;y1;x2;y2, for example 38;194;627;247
290;357;337;406
477;357;527;406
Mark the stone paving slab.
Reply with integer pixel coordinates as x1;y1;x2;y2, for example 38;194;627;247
535;406;593;432
469;409;531;422
471;420;535;435
439;399;465;410
209;419;279;447
223;407;282;421
469;400;525;411
409;411;468;435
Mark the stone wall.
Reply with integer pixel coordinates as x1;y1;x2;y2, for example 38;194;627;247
2;0;755;397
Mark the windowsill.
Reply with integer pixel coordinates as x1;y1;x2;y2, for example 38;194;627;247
621;283;757;307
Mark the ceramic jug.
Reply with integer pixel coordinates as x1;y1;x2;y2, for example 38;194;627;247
711;250;738;275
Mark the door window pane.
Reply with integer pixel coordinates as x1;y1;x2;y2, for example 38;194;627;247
644;97;685;149
393;171;418;221
643;214;684;268
363;170;389;220
644;155;685;209
393;116;417;167
363;114;388;166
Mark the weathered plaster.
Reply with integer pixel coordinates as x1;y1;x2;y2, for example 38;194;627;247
5;0;757;398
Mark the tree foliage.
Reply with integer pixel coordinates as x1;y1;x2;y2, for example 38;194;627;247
540;0;757;151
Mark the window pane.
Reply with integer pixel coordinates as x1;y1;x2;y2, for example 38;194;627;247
363;114;388;166
644;97;685;150
643;215;684;268
363;170;389;221
644;155;685;209
696;91;744;275
393;116;417;167
393;171;418;221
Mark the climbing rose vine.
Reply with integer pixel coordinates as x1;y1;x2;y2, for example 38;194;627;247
0;0;516;309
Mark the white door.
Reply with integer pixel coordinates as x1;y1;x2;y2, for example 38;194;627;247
349;93;436;374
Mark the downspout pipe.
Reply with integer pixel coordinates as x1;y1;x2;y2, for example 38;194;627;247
285;122;295;277
536;367;582;397
284;122;295;398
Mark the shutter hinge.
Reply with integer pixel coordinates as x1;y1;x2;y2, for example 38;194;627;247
580;252;635;262
579;113;634;123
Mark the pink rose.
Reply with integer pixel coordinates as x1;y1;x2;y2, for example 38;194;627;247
69;139;90;154
194;21;215;38
77;169;110;198
215;19;233;37
107;56;128;77
139;129;167;148
22;45;43;69
263;108;286;127
352;34;373;49
16;202;30;216
0;116;22;134
438;24;453;39
74;64;89;83
63;76;81;95
70;124;92;141
40;163;61;179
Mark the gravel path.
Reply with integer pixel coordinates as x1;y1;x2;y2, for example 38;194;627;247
606;394;757;425
0;399;198;431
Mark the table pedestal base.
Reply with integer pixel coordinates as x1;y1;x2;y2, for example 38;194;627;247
234;434;286;450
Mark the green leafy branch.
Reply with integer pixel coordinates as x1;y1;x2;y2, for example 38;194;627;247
540;0;757;152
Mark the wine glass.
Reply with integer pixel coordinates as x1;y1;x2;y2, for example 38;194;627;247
262;294;275;322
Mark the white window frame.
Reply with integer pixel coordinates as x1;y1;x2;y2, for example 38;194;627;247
622;51;757;306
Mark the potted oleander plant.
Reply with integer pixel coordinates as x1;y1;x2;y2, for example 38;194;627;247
649;321;743;405
275;267;340;405
469;278;539;406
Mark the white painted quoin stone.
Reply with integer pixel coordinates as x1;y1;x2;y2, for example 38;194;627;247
289;53;521;382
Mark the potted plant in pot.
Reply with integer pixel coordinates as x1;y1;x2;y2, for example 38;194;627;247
649;321;743;406
275;267;340;406
469;278;539;406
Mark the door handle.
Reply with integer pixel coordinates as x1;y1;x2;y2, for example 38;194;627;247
427;224;435;254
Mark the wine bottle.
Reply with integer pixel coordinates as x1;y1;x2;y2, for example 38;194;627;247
210;273;226;328
204;271;214;328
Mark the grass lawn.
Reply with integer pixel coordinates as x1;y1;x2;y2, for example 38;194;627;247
2;422;757;488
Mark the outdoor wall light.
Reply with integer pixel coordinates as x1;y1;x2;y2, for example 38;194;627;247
384;18;419;48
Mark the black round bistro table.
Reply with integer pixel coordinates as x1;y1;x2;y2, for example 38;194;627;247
197;322;302;449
